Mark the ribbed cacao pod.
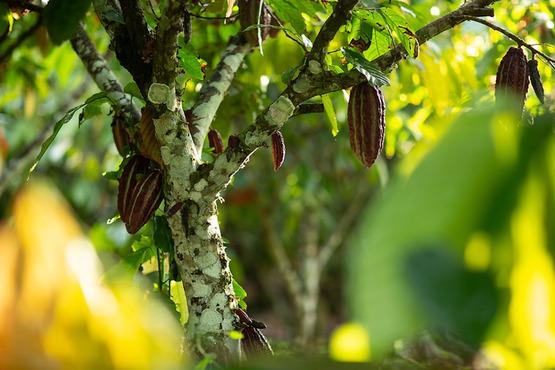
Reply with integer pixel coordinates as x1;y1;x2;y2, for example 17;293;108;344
528;59;544;104
112;114;131;156
234;308;273;358
271;131;285;171
208;129;224;154
139;106;164;166
495;47;529;112
117;155;163;234
238;0;271;46
125;169;164;234
347;83;386;168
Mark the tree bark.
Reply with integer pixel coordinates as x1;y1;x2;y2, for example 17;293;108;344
167;199;238;358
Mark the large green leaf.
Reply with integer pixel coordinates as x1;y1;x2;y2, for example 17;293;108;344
43;0;91;44
347;107;554;355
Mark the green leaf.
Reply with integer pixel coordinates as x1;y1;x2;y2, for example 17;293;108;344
342;47;390;86
177;39;204;80
43;0;91;44
170;281;189;325
153;216;173;253
124;81;144;100
233;278;247;310
321;94;339;137
266;0;305;34
30;92;108;175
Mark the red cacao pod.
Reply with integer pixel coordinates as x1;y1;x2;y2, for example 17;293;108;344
208;129;224;154
234;308;273;358
112;114;131;156
125;169;164;234
117;155;163;233
271;131;285;171
238;0;271;46
528;58;544;104
138;106;163;166
495;47;529;112
118;155;150;224
347;83;386;168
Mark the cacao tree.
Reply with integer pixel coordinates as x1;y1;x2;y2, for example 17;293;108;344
0;0;554;366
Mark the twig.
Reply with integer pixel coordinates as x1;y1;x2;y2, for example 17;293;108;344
457;15;555;67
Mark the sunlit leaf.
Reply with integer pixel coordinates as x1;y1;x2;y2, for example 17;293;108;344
322;94;339;137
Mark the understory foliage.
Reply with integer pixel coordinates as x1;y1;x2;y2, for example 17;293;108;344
0;0;554;369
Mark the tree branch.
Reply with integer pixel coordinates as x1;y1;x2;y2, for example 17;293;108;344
92;0;153;96
308;0;359;63
189;0;503;198
189;36;251;153
457;16;555;66
318;178;372;270
70;25;141;122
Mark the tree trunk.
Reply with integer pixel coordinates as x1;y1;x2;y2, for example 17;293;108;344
167;199;239;359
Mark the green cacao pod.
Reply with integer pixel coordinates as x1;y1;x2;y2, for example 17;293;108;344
528;59;544;104
238;0;271;46
271;131;285;171
495;47;529;112
347;83;386;168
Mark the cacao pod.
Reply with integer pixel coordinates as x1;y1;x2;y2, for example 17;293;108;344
139;106;164;166
238;0;271;46
228;135;240;149
234;308;273;358
125;169;164;234
271;131;285;171
208;129;224;154
111;113;131;156
528;58;544;104
495;47;529;113
347;83;386;168
117;155;163;234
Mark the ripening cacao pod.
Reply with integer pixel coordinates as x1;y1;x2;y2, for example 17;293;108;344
139;106;163;166
528;58;545;104
238;0;271;46
117;155;163;234
347;83;386;168
112;113;131;156
234;308;273;358
125;169;164;234
208;129;224;154
495;47;529;112
271;131;285;171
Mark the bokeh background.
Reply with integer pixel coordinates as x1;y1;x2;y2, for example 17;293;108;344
1;0;554;369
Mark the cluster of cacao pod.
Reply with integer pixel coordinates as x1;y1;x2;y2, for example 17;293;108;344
238;0;279;46
495;46;545;112
117;155;164;234
234;308;273;358
347;83;386;168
